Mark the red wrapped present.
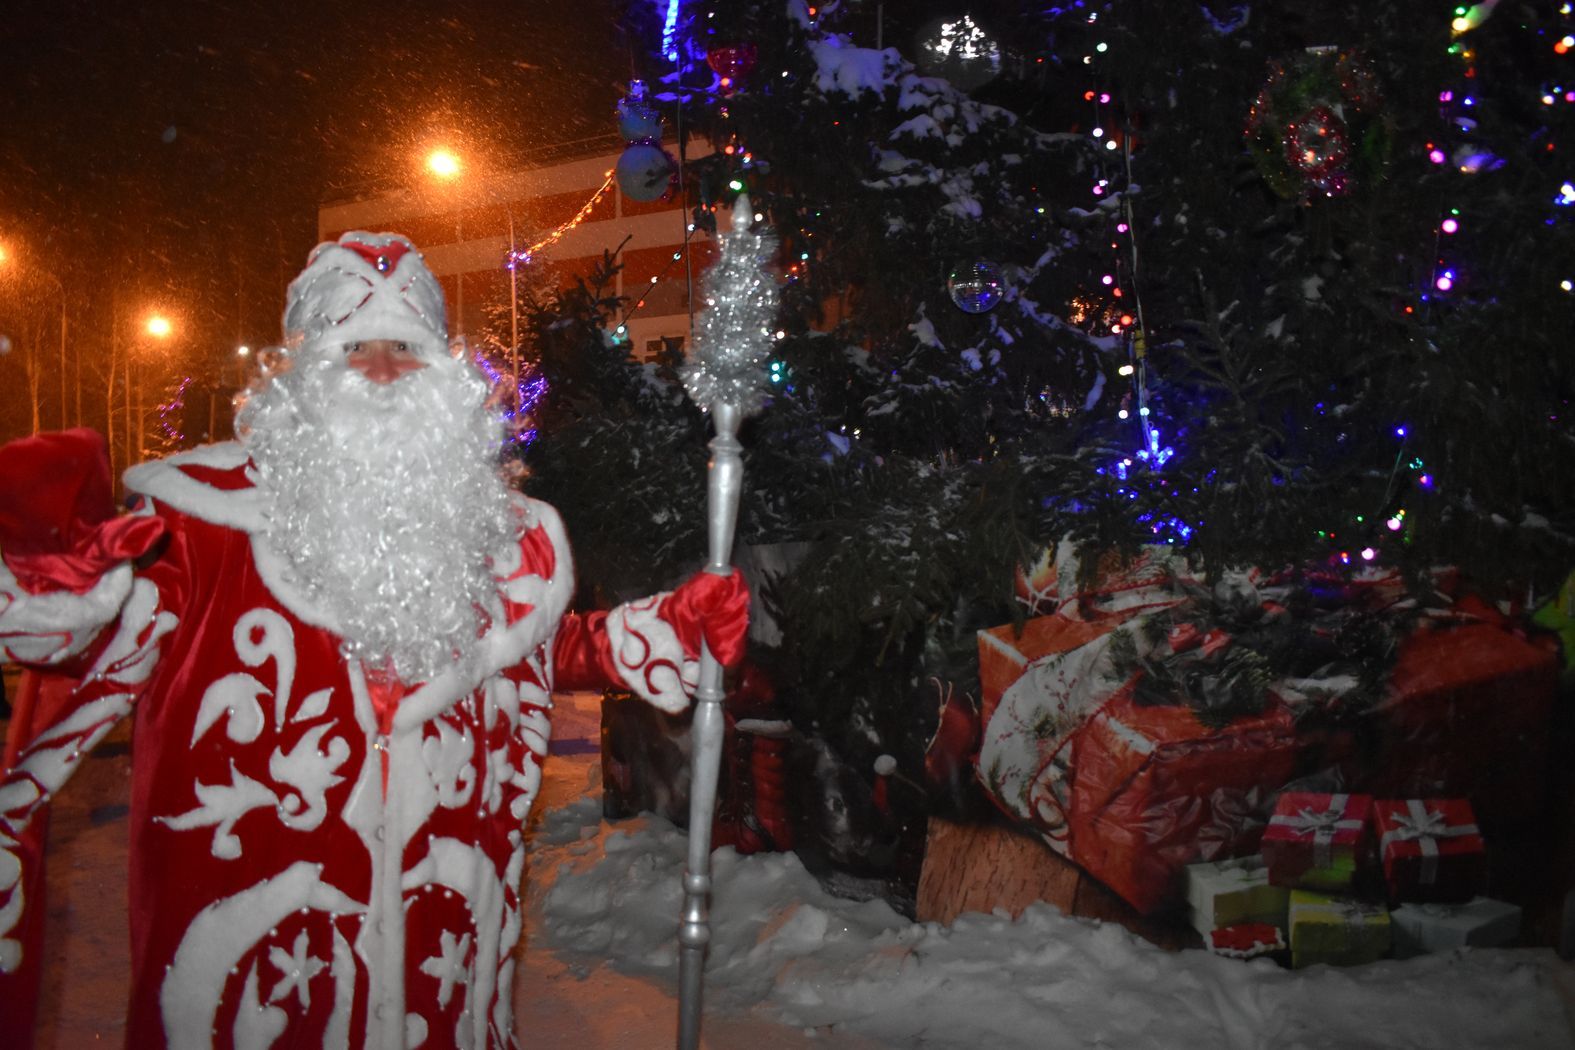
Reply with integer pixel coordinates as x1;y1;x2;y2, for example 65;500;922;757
1208;922;1288;961
977;613;1123;725
1261;792;1374;891
1373;798;1486;903
1367;623;1556;826
1063;684;1305;914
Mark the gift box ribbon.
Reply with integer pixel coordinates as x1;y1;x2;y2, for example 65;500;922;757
1379;800;1480;885
1296;897;1387;929
1270;794;1363;868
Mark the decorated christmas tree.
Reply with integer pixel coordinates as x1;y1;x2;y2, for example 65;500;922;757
524;0;1574;890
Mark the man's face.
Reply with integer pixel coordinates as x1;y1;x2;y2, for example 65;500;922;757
344;339;426;385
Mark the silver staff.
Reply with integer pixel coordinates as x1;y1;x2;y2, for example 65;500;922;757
676;195;778;1050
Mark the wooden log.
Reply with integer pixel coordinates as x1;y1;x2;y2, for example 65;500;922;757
915;815;1199;951
916;816;1080;926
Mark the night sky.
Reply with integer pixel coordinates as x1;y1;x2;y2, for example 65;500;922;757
0;0;627;441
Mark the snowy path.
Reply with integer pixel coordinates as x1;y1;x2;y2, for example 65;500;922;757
20;686;1575;1048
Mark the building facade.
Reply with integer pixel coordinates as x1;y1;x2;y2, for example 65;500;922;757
317;139;716;361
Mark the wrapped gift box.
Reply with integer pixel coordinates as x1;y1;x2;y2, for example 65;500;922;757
977;613;1123;725
972;574;1556;923
1288;890;1391;968
1367;623;1556;826
1208;922;1287;961
1262;792;1374;891
1064;685;1305;914
1373;798;1486;903
1184;855;1290;937
1390;897;1521;958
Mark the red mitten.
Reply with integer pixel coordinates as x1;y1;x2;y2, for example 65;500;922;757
659;568;750;669
0;429;165;594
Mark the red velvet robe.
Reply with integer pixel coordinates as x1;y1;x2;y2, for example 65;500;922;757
0;441;701;1050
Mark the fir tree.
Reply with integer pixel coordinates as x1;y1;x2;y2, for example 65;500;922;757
528;0;1572;833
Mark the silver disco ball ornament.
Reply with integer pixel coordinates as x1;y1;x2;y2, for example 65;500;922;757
947;260;1004;314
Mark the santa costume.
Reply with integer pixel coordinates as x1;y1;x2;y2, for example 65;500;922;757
0;232;747;1049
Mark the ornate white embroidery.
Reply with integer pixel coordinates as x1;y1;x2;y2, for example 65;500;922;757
161;862;360;1050
235;961;288;1050
156;761;279;859
419;929;473;1007
268;929;327;1009
191;608;300;744
422;720;477;810
604;592;698;714
0;823;22;973
271;724;351;832
191;673;268;746
293;687;333;723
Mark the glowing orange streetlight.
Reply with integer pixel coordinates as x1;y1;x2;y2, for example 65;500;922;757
426;148;462;180
146;314;173;339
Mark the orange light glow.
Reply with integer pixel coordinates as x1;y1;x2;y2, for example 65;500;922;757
426;148;462;179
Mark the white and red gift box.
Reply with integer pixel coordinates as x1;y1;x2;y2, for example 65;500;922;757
1261;792;1374;891
1373;797;1486;903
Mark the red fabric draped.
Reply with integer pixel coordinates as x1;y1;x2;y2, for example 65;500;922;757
0;429;166;594
659;568;750;669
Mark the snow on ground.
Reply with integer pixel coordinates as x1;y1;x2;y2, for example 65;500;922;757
533;795;1575;1050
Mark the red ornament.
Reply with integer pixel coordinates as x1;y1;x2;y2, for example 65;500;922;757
1283;105;1350;181
706;43;759;84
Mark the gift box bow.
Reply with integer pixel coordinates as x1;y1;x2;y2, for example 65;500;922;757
1269;794;1365;868
1379;800;1481;884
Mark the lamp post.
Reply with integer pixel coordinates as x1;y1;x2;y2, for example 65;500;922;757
423;146;526;391
134;312;175;460
426;148;467;337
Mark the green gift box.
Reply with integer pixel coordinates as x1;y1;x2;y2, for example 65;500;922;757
1289;890;1391;968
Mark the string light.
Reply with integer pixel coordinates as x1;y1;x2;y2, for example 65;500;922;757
156;376;193;449
504;171;616;270
471;349;547;446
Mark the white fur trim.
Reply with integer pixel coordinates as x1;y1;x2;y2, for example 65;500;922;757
0;558;134;666
123;449;574;728
285;233;449;362
123;442;267;532
392;497;573;730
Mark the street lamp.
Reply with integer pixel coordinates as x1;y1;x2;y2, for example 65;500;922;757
132;311;175;459
426;148;462;181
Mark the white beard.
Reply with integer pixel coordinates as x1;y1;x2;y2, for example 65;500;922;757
237;350;516;682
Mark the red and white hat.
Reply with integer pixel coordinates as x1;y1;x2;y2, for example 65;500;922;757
282;231;449;359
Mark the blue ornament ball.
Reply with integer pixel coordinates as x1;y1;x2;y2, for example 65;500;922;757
616;143;675;202
947;261;1004;314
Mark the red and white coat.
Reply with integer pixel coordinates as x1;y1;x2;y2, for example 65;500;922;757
0;442;700;1050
